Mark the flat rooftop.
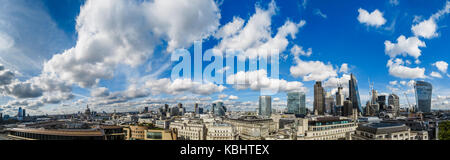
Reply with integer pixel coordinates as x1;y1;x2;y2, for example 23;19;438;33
357;123;409;134
8;128;104;137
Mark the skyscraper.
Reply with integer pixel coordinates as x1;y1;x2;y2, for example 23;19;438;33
211;103;216;114
349;74;363;114
335;86;345;106
388;94;400;115
23;109;26;118
194;103;199;115
415;81;432;113
325;92;335;114
18;107;23;118
214;102;226;116
313;81;326;115
259;96;272;117
377;95;387;111
287;92;306;115
343;99;353;116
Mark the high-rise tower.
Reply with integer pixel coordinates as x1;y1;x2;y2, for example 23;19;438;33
415;81;432;113
349;74;363;114
259;96;272;117
336;86;345;106
314;81;326;115
287;92;306;115
388;94;400;115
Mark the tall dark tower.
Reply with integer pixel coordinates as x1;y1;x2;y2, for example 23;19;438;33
314;81;326;115
349;74;363;114
194;103;199;114
415;81;432;113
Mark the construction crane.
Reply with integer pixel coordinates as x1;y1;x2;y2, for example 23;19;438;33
404;92;413;113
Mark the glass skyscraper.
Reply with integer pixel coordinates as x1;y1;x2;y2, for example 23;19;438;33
287;92;306;115
17;107;23;118
259;96;272;117
349;74;363;114
415;81;432;113
214;102;226;116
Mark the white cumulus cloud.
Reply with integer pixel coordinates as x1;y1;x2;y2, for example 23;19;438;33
433;61;448;73
43;0;221;88
214;0;305;59
430;71;443;78
412;18;438;39
227;69;307;93
384;35;426;59
290;57;337;82
357;8;387;27
386;58;426;79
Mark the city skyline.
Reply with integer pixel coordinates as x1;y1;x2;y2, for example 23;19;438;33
0;0;449;117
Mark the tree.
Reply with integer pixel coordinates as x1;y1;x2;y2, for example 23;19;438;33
439;121;450;140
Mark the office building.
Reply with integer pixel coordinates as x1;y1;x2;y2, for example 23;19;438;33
377;95;387;111
211;103;216;114
366;102;379;117
336;87;345;106
296;117;357;140
259;96;272;117
224;116;276;140
343;100;353;116
314;81;326;115
17;107;23;118
206;123;236;140
388;94;400;116
214;102;227;117
349;74;363;114
415;81;432;113
325;92;335;114
170;120;206;140
352;123;417;140
287;92;306;115
194;103;199;115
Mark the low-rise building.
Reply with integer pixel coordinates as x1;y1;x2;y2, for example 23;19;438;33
145;129;177;140
224;115;276;140
123;125;147;140
169;120;206;140
206;123;236;140
155;120;171;129
123;125;176;140
352;123;413;140
7;126;125;140
296;117;357;140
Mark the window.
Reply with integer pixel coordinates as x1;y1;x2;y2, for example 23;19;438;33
147;132;163;140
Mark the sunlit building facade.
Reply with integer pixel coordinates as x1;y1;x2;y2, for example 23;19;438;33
287;92;306;115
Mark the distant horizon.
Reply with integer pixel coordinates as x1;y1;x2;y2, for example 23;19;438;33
1;0;449;117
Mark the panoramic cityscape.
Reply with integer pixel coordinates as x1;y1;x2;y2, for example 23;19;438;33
0;75;449;140
1;0;450;141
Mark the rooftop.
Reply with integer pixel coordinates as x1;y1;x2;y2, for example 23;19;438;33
8;128;104;137
357;123;409;134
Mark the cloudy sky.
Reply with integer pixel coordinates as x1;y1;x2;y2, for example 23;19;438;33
0;0;449;116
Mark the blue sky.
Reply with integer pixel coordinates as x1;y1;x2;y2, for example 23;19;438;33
0;0;449;116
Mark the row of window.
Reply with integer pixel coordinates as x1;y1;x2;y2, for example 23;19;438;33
309;128;354;137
